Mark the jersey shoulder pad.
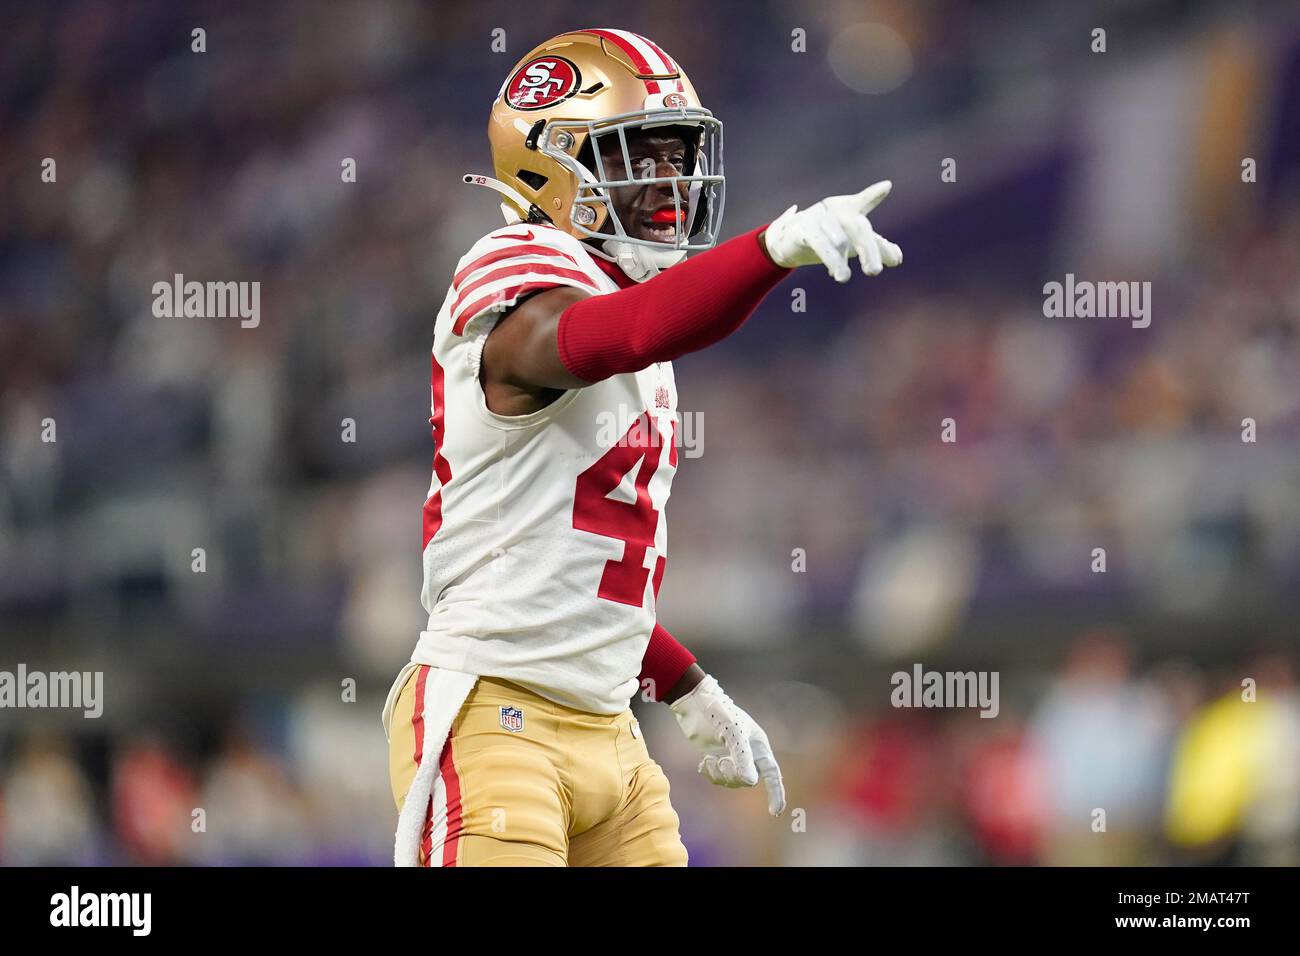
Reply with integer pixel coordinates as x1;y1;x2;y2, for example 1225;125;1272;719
447;225;601;336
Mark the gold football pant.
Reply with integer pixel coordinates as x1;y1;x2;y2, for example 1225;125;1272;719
388;665;688;867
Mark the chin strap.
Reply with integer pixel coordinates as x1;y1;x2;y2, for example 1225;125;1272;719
600;238;688;282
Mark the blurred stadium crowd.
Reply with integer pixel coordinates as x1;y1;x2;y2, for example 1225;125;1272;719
5;627;1298;865
2;0;1299;865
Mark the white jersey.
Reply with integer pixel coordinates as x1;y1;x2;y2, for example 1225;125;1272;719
411;223;680;715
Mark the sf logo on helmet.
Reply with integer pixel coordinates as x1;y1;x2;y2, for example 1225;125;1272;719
506;56;581;110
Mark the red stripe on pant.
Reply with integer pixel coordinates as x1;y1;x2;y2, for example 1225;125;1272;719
439;730;463;866
410;665;433;866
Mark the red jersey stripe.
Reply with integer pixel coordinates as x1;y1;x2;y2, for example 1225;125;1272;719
452;244;579;286
422;353;453;548
451;280;593;335
450;262;598;320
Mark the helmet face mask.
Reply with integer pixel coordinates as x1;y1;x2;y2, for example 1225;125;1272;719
484;30;726;275
542;108;725;252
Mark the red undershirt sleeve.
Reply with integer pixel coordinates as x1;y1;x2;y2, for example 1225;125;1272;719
557;225;791;382
638;622;698;702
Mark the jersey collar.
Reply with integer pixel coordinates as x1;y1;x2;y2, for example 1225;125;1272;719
588;251;639;290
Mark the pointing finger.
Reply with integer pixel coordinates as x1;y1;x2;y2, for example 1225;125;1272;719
853;180;892;214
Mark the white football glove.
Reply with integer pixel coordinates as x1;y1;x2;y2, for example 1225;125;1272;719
762;180;903;282
669;675;786;816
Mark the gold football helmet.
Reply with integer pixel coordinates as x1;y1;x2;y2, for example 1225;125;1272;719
467;29;725;279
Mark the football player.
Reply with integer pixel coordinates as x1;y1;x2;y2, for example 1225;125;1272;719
384;28;902;866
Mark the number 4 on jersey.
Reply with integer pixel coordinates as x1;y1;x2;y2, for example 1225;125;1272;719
572;411;672;607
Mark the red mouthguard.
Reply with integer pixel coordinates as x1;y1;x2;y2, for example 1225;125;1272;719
650;208;685;223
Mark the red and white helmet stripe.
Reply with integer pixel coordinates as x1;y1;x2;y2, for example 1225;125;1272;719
579;28;685;94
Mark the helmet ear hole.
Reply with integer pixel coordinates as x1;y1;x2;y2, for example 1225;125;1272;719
516;169;548;191
575;138;597;177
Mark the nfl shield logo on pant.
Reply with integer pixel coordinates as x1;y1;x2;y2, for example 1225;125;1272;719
499;705;524;733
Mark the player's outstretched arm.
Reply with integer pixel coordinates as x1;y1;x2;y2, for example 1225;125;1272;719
481;182;901;413
480;225;791;413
